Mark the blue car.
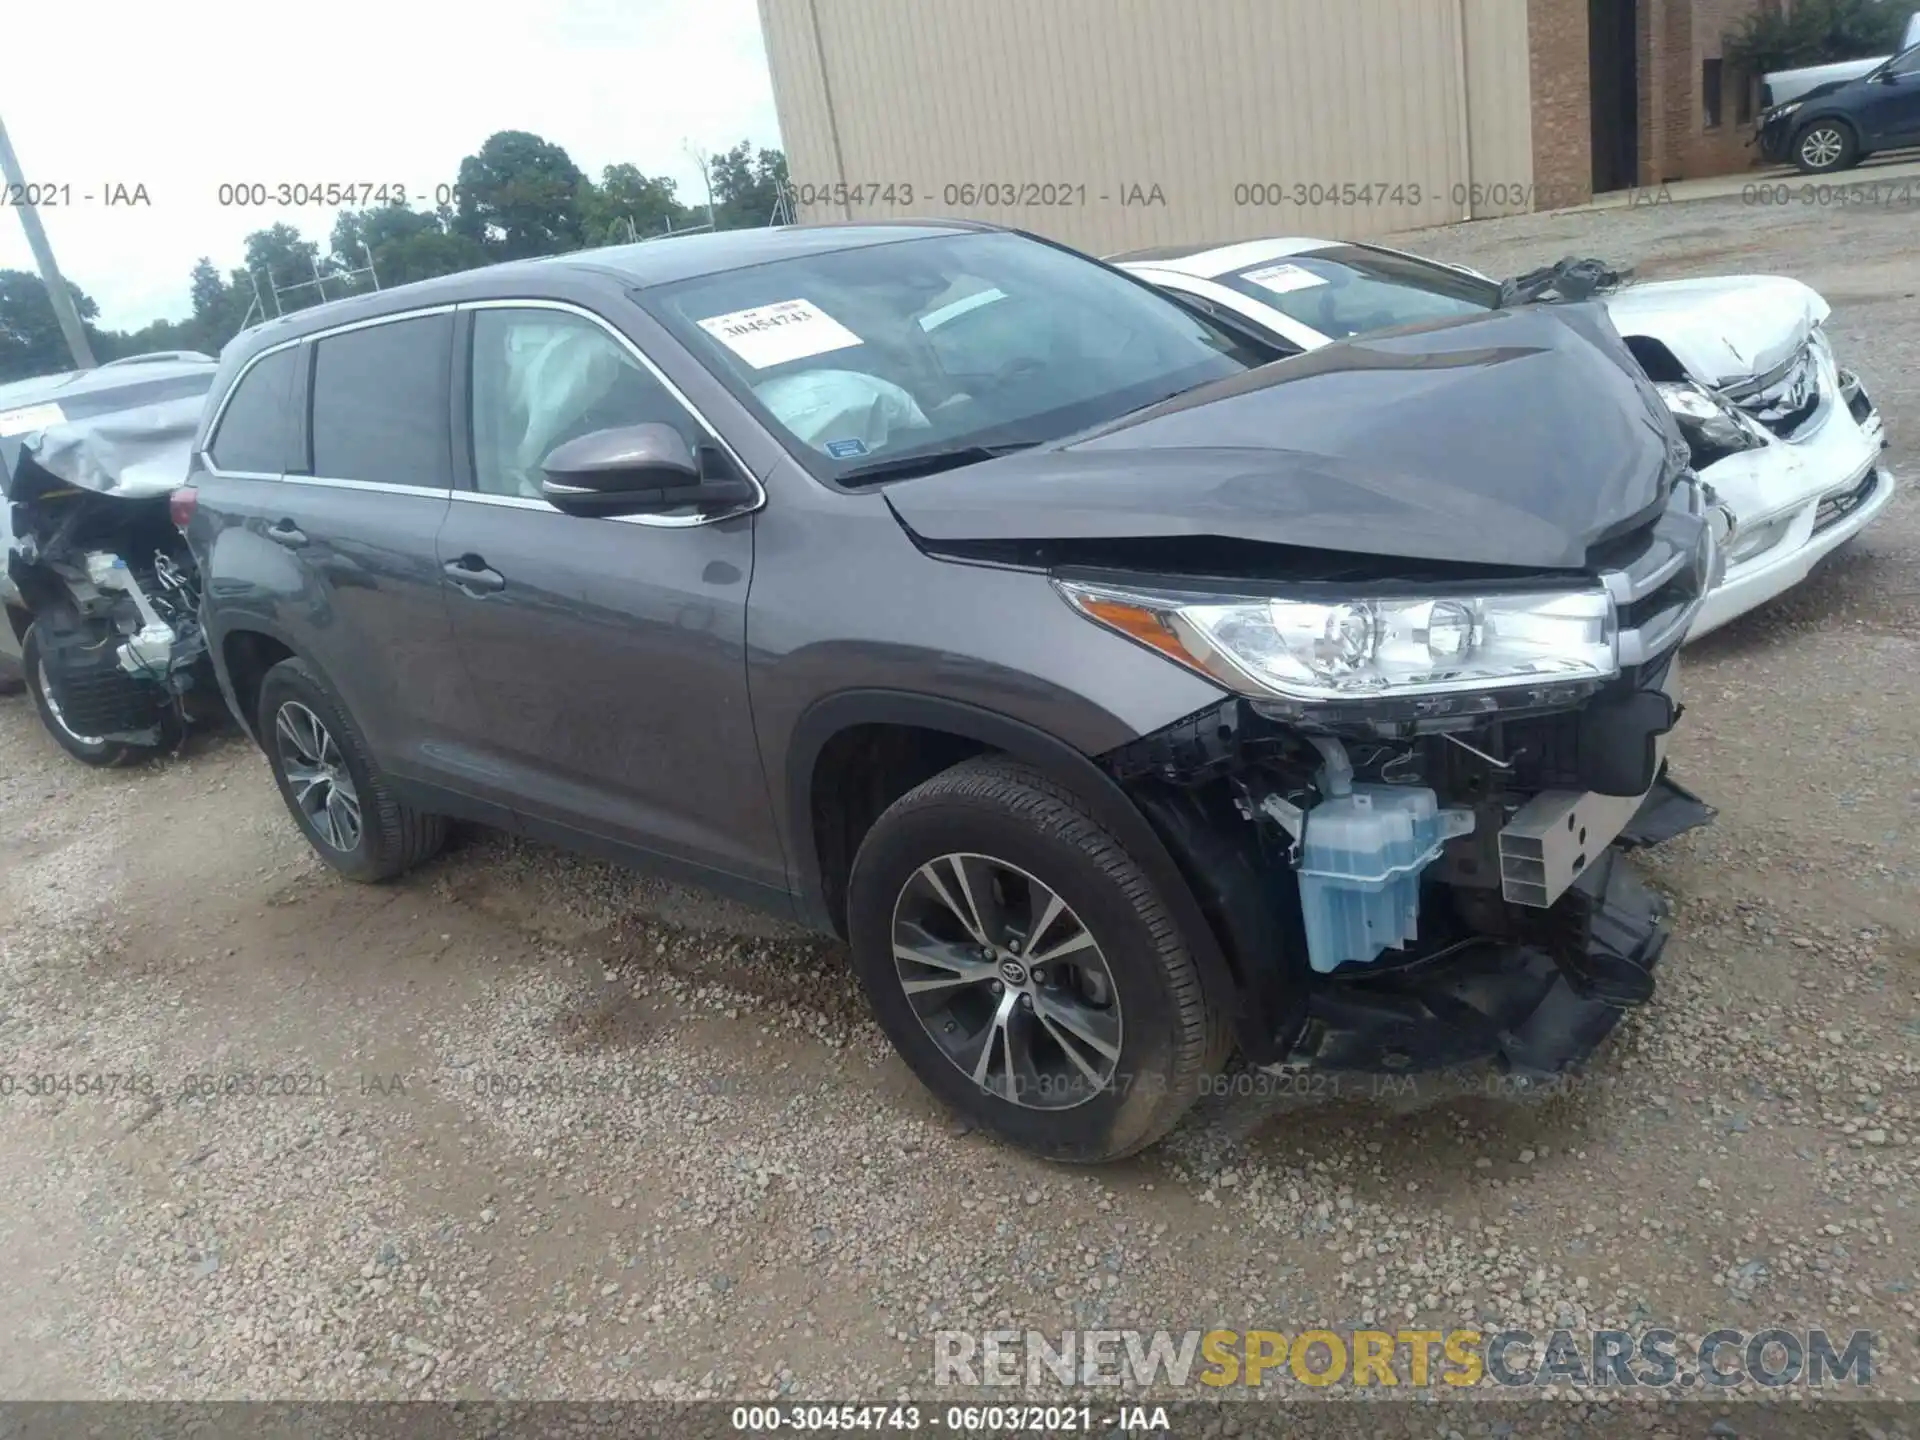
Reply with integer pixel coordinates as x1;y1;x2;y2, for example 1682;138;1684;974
1756;40;1920;173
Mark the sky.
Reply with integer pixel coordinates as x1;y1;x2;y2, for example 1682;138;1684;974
0;0;784;331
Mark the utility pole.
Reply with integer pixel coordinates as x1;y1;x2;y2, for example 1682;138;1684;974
0;114;97;370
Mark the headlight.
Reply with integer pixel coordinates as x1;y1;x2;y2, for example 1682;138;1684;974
1656;380;1769;456
1056;579;1619;706
1766;101;1801;124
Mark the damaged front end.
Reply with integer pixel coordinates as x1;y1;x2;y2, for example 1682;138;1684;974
1602;276;1893;634
1084;482;1721;1081
1498;265;1893;638
882;300;1722;1083
3;396;212;749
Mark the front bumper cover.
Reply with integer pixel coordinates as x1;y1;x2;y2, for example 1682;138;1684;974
1755;116;1794;162
1689;354;1893;640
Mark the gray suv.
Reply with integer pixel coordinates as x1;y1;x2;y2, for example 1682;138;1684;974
183;221;1716;1161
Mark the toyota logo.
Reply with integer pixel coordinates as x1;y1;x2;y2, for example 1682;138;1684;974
998;959;1029;987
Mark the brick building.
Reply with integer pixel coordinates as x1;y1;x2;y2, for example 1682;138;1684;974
1532;0;1775;201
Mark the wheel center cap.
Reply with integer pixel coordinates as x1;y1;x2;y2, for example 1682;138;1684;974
997;958;1029;988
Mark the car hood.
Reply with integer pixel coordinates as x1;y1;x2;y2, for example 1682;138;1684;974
1765;71;1871;108
884;303;1682;572
1602;275;1828;387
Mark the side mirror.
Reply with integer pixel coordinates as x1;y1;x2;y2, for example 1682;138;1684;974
539;423;754;517
1879;68;1904;83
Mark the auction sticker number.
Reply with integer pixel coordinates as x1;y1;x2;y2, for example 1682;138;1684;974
730;1405;923;1429
697;299;865;369
1241;262;1328;295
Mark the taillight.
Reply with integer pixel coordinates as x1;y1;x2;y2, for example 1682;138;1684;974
169;486;199;530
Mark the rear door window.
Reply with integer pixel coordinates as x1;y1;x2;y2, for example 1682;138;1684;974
309;313;454;488
208;348;297;474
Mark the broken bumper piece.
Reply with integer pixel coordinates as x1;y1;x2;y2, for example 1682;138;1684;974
1288;848;1671;1080
1616;770;1717;848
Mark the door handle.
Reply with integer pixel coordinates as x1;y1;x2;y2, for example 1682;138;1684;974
442;556;506;595
265;519;308;548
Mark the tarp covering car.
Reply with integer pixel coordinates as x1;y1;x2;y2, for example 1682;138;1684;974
2;392;207;501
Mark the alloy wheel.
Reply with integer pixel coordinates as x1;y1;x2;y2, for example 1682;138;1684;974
1799;127;1844;169
275;700;362;852
890;852;1123;1110
36;658;104;746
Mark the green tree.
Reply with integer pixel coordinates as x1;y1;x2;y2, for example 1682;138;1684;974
242;223;346;313
332;203;435;263
186;256;253;351
369;227;489;288
579;163;693;245
707;142;790;230
0;269;111;383
453;131;587;259
99;317;206;359
1726;0;1910;74
331;204;488;290
12;130;793;382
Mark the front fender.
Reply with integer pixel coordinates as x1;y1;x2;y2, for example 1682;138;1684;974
201;608;308;740
784;687;1255;1043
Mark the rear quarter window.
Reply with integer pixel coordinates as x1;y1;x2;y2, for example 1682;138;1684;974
208;348;297;474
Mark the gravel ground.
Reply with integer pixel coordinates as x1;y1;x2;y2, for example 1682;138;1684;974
1;190;1917;1428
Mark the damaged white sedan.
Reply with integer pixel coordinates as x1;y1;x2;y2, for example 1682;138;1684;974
1114;238;1893;640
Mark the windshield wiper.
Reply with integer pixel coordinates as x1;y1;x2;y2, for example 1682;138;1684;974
836;442;1036;486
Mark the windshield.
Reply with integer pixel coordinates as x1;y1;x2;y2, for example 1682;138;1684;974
1215;245;1500;341
643;230;1257;481
1870;41;1920;80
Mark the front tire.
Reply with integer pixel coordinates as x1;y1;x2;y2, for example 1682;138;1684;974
846;756;1228;1162
21;620;166;768
1792;119;1857;174
257;656;446;882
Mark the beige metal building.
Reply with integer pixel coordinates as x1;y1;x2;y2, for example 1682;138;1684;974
758;0;1770;255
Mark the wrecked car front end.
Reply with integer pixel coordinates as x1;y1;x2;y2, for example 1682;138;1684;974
1083;477;1715;1078
1604;275;1893;639
2;393;215;756
885;302;1717;1080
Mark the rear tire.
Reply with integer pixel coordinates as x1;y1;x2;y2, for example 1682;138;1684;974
257;656;445;882
846;756;1228;1163
1792;119;1857;174
21;620;165;768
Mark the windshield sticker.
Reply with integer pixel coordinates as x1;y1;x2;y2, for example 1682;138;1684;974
823;437;870;458
1242;262;1329;295
697;299;863;369
0;401;66;437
